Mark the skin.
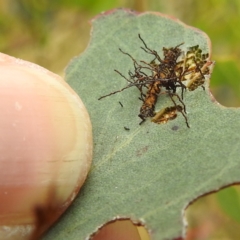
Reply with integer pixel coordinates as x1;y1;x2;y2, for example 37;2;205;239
0;52;142;240
0;53;92;239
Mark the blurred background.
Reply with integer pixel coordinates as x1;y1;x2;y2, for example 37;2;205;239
1;0;240;239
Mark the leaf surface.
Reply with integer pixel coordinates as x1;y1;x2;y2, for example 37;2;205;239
44;9;240;240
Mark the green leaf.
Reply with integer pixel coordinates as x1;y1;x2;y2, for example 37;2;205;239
210;59;240;106
217;186;240;223
43;9;240;240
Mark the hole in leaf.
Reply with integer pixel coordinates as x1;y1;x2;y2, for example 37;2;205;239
90;219;150;240
210;59;240;107
185;184;240;239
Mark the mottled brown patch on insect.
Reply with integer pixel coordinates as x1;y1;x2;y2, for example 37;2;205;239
152;105;189;128
152;106;180;124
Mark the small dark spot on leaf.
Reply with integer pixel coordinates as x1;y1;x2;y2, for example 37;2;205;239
119;101;123;107
136;146;148;157
124;126;130;131
172;125;179;131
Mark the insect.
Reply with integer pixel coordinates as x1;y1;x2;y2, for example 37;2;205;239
176;45;213;91
138;34;186;95
99;34;212;128
137;35;188;125
151;105;189;128
138;78;161;124
98;53;151;101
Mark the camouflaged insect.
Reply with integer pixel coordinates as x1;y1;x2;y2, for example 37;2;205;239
178;45;212;91
152;105;183;124
99;34;213;128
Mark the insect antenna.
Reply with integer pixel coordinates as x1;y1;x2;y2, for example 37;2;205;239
138;34;163;63
119;48;140;67
175;80;187;99
98;70;137;100
176;105;190;128
140;60;158;71
98;67;150;100
98;84;133;100
119;48;154;75
114;69;132;83
168;92;189;128
138;69;148;77
168;92;187;114
174;42;185;49
138;34;154;53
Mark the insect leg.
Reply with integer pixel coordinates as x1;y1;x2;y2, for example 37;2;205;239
169;92;187;114
98;84;133;100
